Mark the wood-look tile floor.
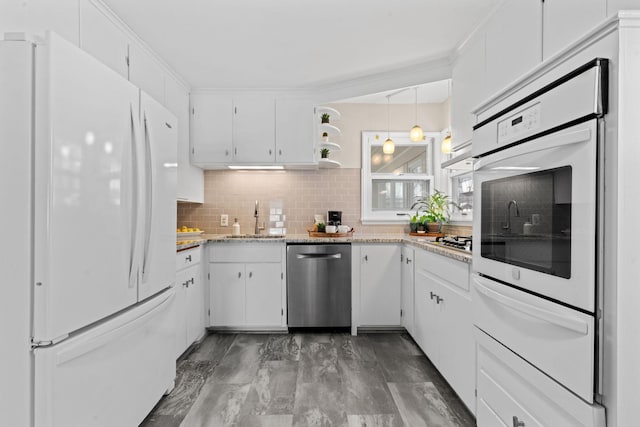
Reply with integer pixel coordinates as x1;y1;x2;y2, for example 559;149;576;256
140;332;475;427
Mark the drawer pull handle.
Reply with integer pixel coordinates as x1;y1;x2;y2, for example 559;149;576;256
430;291;436;300
185;255;192;262
435;295;443;304
513;416;525;427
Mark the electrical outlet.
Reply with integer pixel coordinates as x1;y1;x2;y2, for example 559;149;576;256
220;214;229;226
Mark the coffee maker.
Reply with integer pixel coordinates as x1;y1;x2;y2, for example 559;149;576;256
327;211;342;226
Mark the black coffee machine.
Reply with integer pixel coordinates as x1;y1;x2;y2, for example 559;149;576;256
327;211;342;226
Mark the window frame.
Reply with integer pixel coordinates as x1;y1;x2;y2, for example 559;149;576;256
361;131;438;224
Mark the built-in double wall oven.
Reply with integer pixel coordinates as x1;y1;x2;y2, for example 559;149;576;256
471;59;608;426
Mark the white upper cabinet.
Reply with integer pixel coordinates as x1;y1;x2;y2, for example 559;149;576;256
543;0;607;60
129;43;165;105
233;94;276;163
190;92;234;166
165;75;203;203
275;99;315;164
451;32;486;149
79;0;129;78
484;0;542;96
0;0;80;46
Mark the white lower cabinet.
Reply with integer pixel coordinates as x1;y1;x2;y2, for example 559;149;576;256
401;246;415;336
209;243;286;329
413;249;474;413
476;328;606;427
354;244;402;327
175;246;205;358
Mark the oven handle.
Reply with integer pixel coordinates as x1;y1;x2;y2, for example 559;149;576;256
474;127;592;171
474;276;589;335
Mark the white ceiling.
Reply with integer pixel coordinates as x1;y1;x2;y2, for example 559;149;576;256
336;79;450;104
102;0;501;91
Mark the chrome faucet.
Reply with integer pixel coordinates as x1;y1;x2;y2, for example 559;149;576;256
254;200;265;235
502;200;520;231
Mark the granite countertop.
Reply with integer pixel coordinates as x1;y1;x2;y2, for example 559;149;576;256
179;233;471;263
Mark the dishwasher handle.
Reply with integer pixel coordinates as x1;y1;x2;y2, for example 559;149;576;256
296;253;343;260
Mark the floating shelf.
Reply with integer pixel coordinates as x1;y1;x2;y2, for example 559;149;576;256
319;142;341;152
318;158;341;168
320;123;341;135
317;106;341;120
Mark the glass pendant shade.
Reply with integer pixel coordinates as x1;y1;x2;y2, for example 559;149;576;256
410;125;424;142
383;137;395;154
441;134;452;154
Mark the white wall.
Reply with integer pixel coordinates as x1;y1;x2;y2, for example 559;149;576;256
0;0;80;45
326;101;448;168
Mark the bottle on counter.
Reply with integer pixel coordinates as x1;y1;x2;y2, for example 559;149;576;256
232;218;241;236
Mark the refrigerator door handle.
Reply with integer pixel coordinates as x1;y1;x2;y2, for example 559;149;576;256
141;112;153;282
128;103;142;289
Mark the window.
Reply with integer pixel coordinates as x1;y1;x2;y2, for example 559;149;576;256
361;131;436;223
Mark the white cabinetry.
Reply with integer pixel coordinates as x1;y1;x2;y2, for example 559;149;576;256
175;246;205;358
128;42;165;104
401;246;415;336
209;243;286;329
413;249;474;412
190;92;234;166
79;0;129;78
354;244;401;327
451;32;486;149
543;0;607;60
165;75;203;203
275;98;316;164
484;0;542;96
190;92;317;167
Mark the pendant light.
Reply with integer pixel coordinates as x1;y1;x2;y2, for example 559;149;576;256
383;95;395;154
441;80;453;153
409;87;424;142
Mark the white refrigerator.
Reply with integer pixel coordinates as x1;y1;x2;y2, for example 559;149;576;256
0;32;178;426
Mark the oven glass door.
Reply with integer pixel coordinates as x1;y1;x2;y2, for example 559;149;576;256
473;120;598;312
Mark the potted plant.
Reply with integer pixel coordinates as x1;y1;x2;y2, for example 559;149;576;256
320;148;330;159
321;113;330;124
410;189;458;233
409;213;428;233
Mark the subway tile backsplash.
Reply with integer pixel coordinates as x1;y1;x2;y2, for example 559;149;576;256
177;169;471;236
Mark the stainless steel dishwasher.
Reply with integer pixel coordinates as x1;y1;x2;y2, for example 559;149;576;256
286;243;351;328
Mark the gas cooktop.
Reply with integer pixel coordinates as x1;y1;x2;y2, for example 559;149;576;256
427;236;472;253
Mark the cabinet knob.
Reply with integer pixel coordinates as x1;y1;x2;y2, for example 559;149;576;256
238;272;242;278
225;149;229;156
249;271;253;278
512;416;525;427
279;149;282;156
364;255;368;262
269;149;272;155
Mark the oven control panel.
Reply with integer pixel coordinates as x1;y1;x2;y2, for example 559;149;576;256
497;103;541;144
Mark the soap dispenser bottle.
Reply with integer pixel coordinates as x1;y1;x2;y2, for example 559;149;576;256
232;218;241;236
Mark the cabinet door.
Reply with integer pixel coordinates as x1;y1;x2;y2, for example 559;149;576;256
79;0;129;78
485;0;542;97
129;42;165;104
190;93;233;165
165;75;203;202
233;94;276;163
414;269;440;363
210;263;245;326
451;32;486;149
275;99;315;164
543;0;607;60
360;245;401;326
401;247;415;335
174;268;189;358
436;278;475;412
186;264;204;344
245;263;282;326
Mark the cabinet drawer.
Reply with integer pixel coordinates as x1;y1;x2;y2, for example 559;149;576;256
476;329;605;427
415;249;469;291
209;244;282;263
176;247;201;271
176;264;199;289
